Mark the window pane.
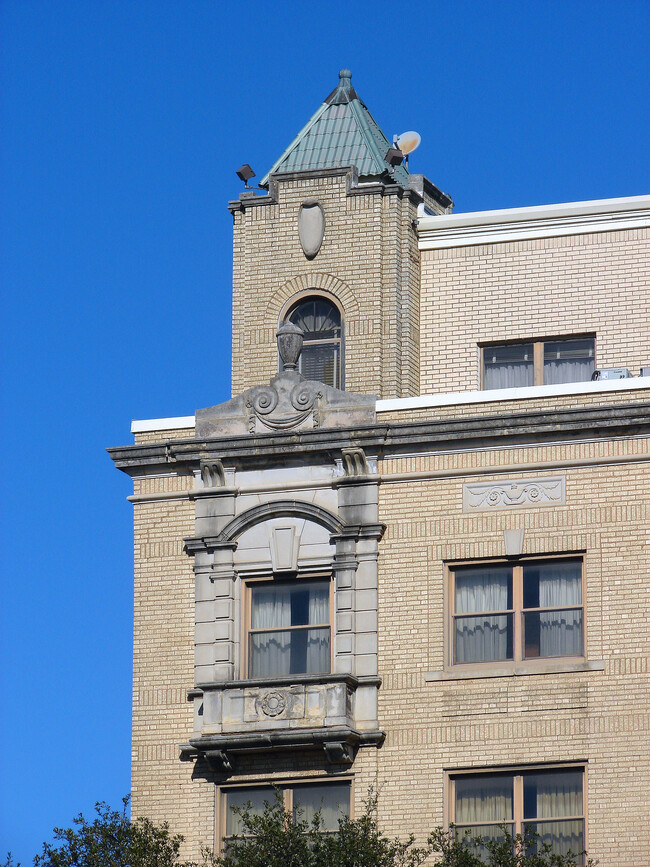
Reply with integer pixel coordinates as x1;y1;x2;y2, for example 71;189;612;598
523;770;583;819
225;787;274;836
523;561;582;609
293;782;349;831
524;821;584;861
299;343;339;388
455;566;512;613
455;614;513;663
455;775;513;824
523;562;583;658
543;338;594;385
483;344;534;389
251;581;329;629
456;824;514;863
250;627;330;677
523;609;583;658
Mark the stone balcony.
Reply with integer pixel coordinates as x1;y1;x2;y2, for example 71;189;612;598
181;673;383;776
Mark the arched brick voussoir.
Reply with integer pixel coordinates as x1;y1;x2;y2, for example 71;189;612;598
266;273;361;319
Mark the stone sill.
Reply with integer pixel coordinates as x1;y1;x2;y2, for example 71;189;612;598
425;659;605;682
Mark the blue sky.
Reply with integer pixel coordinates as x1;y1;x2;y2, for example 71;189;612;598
1;0;648;862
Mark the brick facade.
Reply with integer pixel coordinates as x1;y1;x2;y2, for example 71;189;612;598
111;83;650;865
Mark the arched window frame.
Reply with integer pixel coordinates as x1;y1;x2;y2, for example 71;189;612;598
279;291;344;390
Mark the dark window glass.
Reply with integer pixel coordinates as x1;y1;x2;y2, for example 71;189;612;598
287;297;342;388
543;338;594;385
483;343;534;389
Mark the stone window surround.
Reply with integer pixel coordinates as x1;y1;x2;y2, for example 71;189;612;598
182;469;386;776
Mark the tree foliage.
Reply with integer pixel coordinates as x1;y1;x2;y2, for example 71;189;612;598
24;798;194;867
4;791;596;867
209;789;596;867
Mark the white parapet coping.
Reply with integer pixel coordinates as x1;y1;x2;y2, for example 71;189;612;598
417;194;650;249
130;378;650;434
375;377;650;413
131;415;195;433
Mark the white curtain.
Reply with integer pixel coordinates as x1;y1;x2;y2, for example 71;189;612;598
484;361;533;390
543;357;594;385
455;775;513;824
306;586;330;673
250;587;292;676
455;568;511;662
537;562;582;657
526;771;583;858
293;783;349;831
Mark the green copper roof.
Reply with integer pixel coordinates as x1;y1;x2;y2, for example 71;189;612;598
260;69;409;187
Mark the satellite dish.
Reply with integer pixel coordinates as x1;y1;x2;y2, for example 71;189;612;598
395;131;421;156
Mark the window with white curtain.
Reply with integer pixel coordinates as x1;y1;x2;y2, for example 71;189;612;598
482;337;595;389
451;768;585;863
450;559;583;666
247;577;331;677
221;780;350;845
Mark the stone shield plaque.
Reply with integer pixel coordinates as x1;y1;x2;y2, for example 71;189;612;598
298;200;325;259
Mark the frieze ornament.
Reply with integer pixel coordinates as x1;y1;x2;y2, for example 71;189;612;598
259;690;287;717
462;476;566;512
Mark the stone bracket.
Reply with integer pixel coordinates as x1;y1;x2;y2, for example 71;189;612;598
181;726;385;779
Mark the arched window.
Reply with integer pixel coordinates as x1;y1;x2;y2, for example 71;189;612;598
285;296;343;388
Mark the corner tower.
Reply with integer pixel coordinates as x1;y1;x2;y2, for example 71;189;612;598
230;69;452;400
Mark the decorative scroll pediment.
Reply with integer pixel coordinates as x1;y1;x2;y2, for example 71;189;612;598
196;369;375;438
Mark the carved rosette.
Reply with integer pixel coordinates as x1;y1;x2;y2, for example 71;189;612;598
259;690;287;717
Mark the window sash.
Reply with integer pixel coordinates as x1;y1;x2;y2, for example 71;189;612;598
450;559;584;665
451;770;585;863
246;577;332;678
222;781;350;842
481;337;595;389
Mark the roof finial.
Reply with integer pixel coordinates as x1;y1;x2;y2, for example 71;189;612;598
339;68;352;83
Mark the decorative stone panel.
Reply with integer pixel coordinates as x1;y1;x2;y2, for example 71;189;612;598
462;476;566;512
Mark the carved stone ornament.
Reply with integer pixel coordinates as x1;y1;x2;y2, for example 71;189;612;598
298;199;325;259
259;690;287;717
462;476;566;512
195;328;376;437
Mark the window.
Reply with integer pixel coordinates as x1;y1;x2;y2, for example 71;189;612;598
246;577;332;677
450;768;585;862
285;296;342;388
481;337;595;389
221;780;350;842
450;558;583;666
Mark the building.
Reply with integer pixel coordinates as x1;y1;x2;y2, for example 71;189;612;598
109;70;650;865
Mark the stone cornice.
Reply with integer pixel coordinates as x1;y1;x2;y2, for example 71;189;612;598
109;400;650;474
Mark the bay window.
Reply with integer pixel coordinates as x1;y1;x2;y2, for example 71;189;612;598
450;558;583;666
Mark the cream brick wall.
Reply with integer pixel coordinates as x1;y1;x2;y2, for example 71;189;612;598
419;227;650;394
376;436;650;865
231;172;422;400
126;424;650;865
131;479;214;861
